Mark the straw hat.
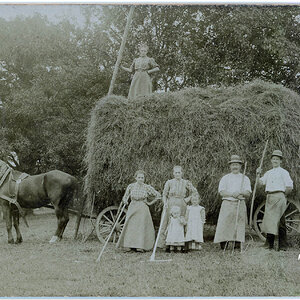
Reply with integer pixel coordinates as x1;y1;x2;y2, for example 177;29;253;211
228;155;243;164
271;150;283;158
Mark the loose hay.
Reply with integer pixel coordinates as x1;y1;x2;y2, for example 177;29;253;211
84;80;300;222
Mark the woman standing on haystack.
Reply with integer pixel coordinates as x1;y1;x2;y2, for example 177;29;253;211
121;43;159;100
116;170;161;252
158;166;199;248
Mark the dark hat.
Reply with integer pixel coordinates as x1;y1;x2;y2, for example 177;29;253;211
228;155;243;164
271;150;283;158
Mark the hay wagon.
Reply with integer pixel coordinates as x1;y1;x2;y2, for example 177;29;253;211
93;198;300;244
84;81;300;245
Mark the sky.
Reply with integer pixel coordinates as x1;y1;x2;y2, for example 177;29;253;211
0;1;299;25
0;4;93;24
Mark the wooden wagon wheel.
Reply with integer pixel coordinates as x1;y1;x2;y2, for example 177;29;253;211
253;201;267;241
253;200;300;241
285;201;300;235
95;205;127;244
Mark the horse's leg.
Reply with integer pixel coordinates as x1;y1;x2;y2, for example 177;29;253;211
56;207;69;239
49;206;62;243
12;206;22;244
49;206;69;243
48;182;75;244
58;207;69;239
2;204;14;244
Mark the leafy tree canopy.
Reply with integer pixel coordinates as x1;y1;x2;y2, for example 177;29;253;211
0;5;299;179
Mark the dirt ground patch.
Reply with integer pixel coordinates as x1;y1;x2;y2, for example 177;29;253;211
0;211;299;297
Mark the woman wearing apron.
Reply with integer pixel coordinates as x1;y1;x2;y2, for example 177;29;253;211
158;166;198;248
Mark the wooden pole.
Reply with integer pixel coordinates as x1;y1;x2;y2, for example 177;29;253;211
232;162;247;254
74;189;86;240
96;203;126;262
150;207;166;261
74;210;82;240
249;140;269;228
148;205;171;262
107;6;135;96
81;192;96;243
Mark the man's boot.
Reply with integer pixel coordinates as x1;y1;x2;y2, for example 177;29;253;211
220;241;227;250
183;242;189;253
266;233;275;250
278;215;288;251
261;238;269;249
234;241;241;249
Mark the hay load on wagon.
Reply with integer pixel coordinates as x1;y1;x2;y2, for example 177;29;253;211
84;79;300;224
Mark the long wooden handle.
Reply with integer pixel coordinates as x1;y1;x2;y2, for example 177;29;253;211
232;199;241;254
115;200;125;220
74;187;85;240
107;6;135;96
240;161;247;194
232;162;247;252
150;206;167;261
96;203;126;262
249;140;269;228
259;140;269;170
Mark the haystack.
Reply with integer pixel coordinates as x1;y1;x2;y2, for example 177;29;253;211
84;80;300;222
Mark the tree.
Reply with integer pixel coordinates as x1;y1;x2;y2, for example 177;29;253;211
0;14;109;175
89;5;300;93
1;5;300;179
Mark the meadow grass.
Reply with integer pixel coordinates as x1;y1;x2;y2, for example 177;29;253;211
0;211;299;297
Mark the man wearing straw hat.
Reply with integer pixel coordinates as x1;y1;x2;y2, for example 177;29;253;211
214;155;252;250
257;150;293;251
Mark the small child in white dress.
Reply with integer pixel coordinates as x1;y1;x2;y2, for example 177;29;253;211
165;206;186;253
185;195;205;251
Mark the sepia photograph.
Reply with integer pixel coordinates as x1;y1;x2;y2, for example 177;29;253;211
0;1;299;297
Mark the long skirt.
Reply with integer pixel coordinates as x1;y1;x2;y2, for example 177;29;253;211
157;197;187;248
261;192;287;235
214;199;247;243
128;71;152;100
116;200;155;251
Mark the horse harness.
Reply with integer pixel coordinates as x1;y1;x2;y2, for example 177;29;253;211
0;162;29;226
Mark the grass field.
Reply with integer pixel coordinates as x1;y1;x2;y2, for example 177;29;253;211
0;210;299;297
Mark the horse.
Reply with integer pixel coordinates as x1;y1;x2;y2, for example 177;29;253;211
0;167;78;244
